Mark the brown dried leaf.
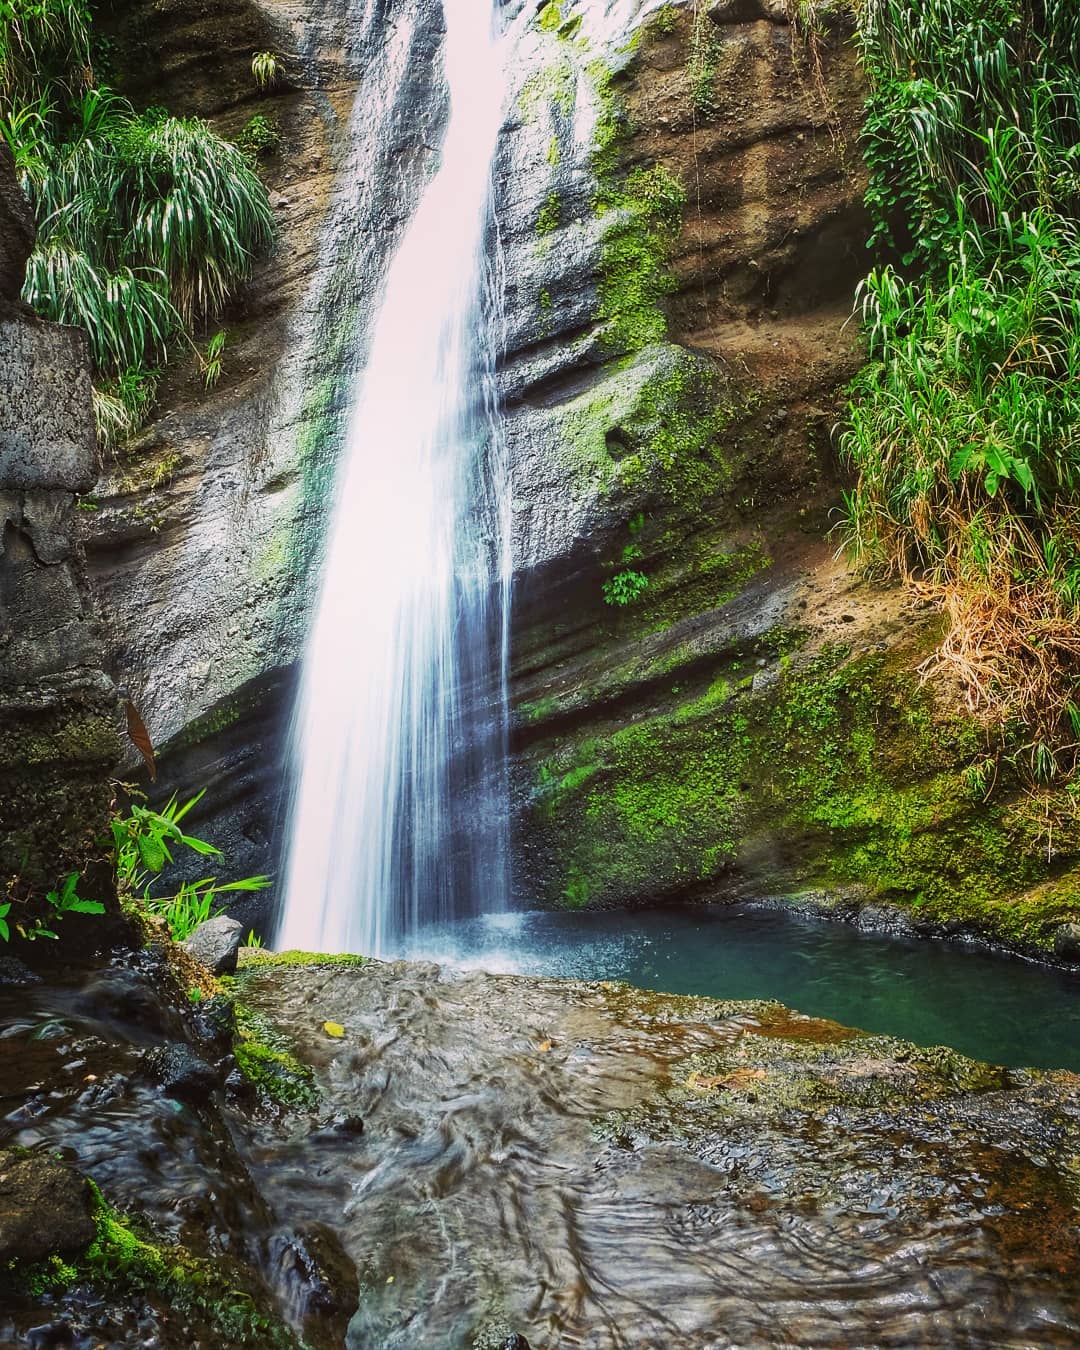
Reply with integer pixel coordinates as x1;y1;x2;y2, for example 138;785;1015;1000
125;698;156;781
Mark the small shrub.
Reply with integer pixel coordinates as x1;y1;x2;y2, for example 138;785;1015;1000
237;112;280;159
250;50;281;90
603;569;650;606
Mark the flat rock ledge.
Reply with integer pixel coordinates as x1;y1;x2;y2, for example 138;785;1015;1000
235;956;1080;1349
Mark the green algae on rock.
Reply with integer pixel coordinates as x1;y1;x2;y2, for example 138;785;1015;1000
1;1169;303;1347
521;631;1080;955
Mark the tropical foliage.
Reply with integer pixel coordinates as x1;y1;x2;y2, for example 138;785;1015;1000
0;0;273;443
842;0;1080;775
112;790;270;942
0;789;270;945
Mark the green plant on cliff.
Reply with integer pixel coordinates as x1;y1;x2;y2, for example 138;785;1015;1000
0;0;90;103
603;568;650;606
250;50;281;90
0;0;273;444
111;790;270;941
842;0;1080;775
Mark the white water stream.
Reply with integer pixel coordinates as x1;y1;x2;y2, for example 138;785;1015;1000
276;0;511;957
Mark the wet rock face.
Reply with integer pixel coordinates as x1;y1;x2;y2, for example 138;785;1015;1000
0;147;122;902
77;0;876;926
235;958;1080;1348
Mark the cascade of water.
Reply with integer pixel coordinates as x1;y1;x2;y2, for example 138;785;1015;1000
275;0;511;957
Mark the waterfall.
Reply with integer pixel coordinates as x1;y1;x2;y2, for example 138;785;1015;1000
275;0;511;957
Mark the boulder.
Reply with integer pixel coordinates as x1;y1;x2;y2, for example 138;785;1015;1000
1053;922;1080;962
182;915;244;975
0;1151;95;1266
144;1044;222;1106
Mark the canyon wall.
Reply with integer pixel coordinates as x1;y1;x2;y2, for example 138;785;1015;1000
80;0;1080;955
0;145;121;918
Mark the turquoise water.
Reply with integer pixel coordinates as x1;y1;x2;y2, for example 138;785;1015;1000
407;904;1080;1071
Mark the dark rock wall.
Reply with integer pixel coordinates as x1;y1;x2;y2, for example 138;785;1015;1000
0;144;122;905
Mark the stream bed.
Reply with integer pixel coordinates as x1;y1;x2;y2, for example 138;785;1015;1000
402;904;1080;1072
2;922;1079;1348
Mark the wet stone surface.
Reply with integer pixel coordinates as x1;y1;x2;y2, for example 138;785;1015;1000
0;952;354;1349
234;958;1080;1349
1;951;1078;1347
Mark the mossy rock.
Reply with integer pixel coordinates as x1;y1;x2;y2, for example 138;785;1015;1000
521;638;1080;953
1;1174;302;1346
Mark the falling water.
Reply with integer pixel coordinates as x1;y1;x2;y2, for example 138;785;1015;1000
276;0;511;957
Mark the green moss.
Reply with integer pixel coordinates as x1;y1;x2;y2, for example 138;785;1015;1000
230;1003;318;1109
518;57;576;120
529;642;1080;949
687;2;722;116
648;4;680;37
237;948;370;970
535;0;582;38
519;694;559;723
0;709;118;771
584;46;687;355
536;190;561;236
4;1180;300;1345
537;1;563;31
558;346;758;525
595;163;686;353
168;690;250;751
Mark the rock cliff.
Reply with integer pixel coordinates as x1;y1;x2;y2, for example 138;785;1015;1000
0;144;122;917
76;0;1080;955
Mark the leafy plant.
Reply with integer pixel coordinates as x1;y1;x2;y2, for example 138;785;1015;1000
250;50;280;90
603;568;650;606
112;790;270;942
0;869;105;944
201;329;226;390
46;870;105;917
237;112;279;159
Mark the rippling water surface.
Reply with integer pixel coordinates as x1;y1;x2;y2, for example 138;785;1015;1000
2;932;1079;1349
402;904;1080;1070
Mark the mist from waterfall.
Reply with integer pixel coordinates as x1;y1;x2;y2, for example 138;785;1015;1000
275;0;511;957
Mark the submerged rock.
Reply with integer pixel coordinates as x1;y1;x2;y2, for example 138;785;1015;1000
182;915;243;975
0;956;40;987
144;1044;222;1106
232;958;1080;1349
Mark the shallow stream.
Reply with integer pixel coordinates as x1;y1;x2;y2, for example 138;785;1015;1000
2;919;1079;1347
